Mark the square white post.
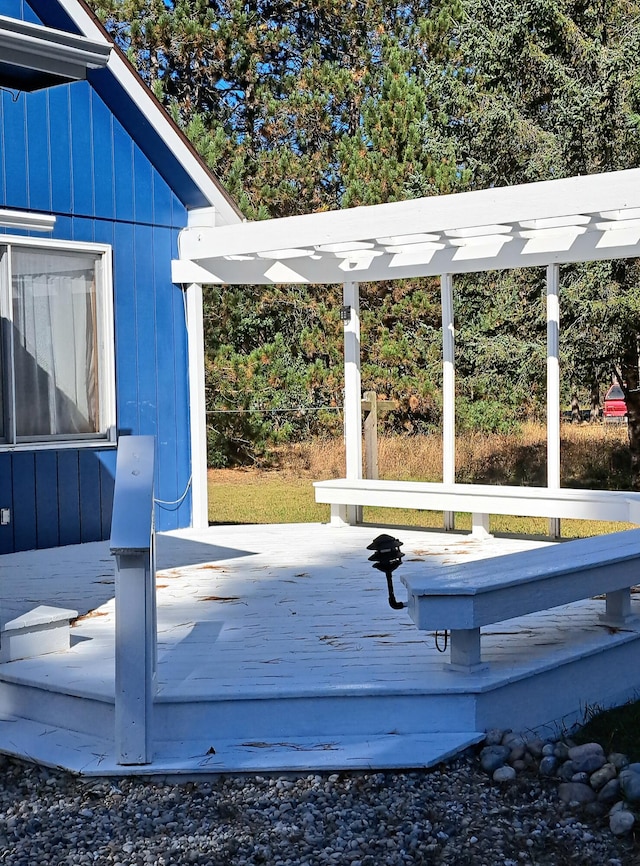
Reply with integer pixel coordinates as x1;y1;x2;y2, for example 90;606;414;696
111;436;157;765
341;281;362;525
185;281;209;529
546;264;561;538
600;588;635;627
447;628;487;672
441;274;456;530
114;551;156;764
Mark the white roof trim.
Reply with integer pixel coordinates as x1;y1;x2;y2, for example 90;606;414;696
0;13;110;83
0;208;55;231
173;169;640;284
53;0;243;227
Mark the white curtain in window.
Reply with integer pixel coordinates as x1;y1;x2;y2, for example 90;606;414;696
12;249;99;438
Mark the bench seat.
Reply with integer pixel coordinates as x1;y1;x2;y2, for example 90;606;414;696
400;528;640;672
313;478;640;536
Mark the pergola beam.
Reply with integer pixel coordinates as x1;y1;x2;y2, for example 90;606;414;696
177;169;640;264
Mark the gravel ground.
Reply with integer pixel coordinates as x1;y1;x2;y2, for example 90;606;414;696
0;752;638;866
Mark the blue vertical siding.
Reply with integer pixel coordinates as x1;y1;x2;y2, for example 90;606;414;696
49;87;72;214
35;451;59;549
134;223;158;435
91;91;115;221
57;450;81;547
155;226;179;530
134;145;154;225
2;91;27;208
12;452;37;551
113;220;138;437
25;90;51;212
113;123;135;223
98;450;117;538
0;63;193;550
4;2;40;23
153;171;173;227
79;450;102;542
69;83;94;217
0;453;14;554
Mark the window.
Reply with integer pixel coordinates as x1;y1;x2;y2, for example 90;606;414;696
0;239;115;446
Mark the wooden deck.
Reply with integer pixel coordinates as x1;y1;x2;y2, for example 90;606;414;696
0;523;639;776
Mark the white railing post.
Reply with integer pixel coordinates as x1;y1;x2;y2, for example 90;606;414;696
342;281;362;524
441;273;456;530
547;264;561;538
110;435;157;765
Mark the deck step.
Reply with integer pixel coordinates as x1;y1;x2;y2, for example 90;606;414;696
0;713;483;776
0;606;78;663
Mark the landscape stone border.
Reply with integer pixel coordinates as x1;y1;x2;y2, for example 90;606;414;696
479;729;640;837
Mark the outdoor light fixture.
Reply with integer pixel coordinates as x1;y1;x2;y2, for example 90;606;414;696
367;534;405;610
340;305;351;322
0;208;56;232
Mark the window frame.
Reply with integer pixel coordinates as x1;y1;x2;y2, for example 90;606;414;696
0;234;116;451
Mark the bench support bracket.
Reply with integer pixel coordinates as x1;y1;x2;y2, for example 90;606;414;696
600;588;638;628
471;513;493;540
330;503;358;527
445;628;489;673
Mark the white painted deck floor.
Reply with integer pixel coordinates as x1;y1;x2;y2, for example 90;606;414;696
0;523;639;776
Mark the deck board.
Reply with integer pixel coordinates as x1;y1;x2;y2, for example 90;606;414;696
1;523;640;774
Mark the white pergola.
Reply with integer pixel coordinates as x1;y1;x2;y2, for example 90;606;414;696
172;169;640;528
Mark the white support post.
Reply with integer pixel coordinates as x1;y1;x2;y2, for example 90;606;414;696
447;628;487;673
441;274;456;530
185;282;209;529
600;588;635;627
114;551;156;764
342;282;362;525
546;264;561;539
111;436;157;765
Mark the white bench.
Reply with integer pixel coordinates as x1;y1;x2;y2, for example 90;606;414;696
400;528;640;673
313;478;640;537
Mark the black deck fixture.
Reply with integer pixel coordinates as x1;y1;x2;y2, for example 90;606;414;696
366;534;405;610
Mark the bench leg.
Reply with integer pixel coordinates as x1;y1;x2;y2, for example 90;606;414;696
471;513;493;540
446;628;488;673
443;510;456;531
600;588;637;627
330;503;359;527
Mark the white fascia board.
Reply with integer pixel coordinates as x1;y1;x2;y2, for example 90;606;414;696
0;208;56;231
179;168;640;259
53;0;243;227
0;14;111;77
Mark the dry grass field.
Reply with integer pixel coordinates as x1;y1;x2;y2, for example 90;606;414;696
208;422;633;537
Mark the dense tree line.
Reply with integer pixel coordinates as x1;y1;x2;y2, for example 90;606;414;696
92;0;640;484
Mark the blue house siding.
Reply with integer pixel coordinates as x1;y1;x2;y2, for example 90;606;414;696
0;70;192;551
0;448;118;555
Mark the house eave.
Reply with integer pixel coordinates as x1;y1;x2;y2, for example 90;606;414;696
0;14;110;91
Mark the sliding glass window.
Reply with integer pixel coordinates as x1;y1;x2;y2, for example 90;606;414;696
0;240;115;445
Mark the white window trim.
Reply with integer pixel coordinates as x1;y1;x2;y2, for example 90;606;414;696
0;234;116;451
